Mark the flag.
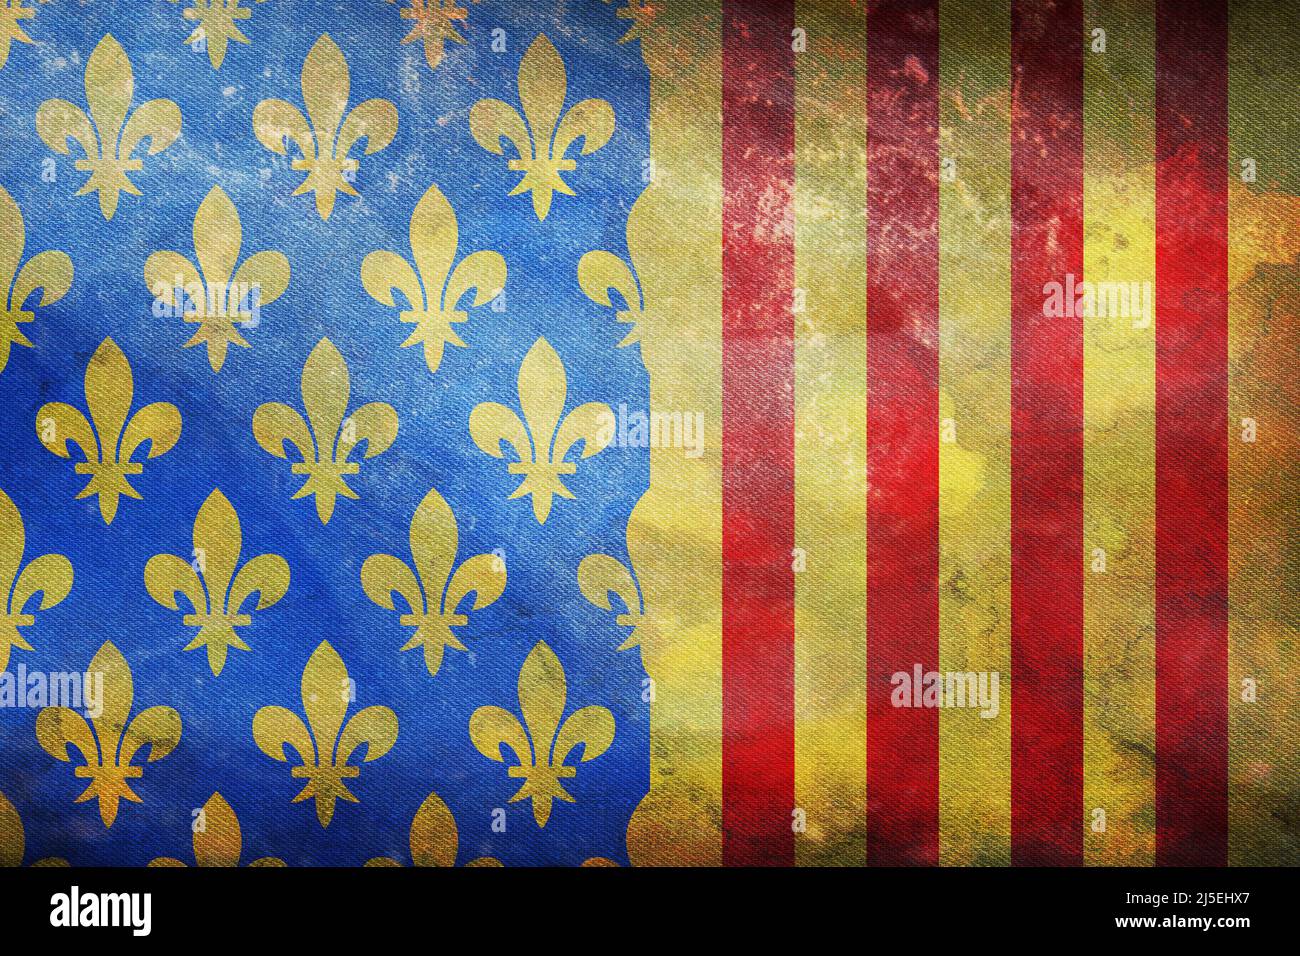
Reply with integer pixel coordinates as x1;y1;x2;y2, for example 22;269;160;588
0;0;1295;869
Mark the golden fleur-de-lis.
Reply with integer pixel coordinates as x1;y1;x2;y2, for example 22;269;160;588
388;0;466;71
578;249;645;347
0;185;73;376
145;489;289;677
469;35;615;221
253;641;398;827
0;792;68;867
149;792;284;867
35;34;182;220
0;488;72;674
577;554;644;651
144;185;290;373
36;337;183;524
601;0;657;44
171;0;265;70
361;486;505;677
470;641;614;828
253;338;398;524
36;641;182;828
253;33;398;220
361;183;505;376
0;1;36;71
365;790;501;867
470;338;611;524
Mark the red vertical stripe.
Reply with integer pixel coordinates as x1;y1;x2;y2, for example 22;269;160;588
1154;0;1229;867
721;0;796;865
1009;0;1085;865
865;0;940;865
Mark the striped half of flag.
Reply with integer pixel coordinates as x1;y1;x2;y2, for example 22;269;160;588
624;0;1298;866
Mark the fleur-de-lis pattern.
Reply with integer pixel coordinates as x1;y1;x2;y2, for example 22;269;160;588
144;185;290;372
0;792;68;867
0;487;73;674
470;641;614;827
365;790;501;867
361;182;505;375
0;1;36;70
253;641;399;826
361;486;505;676
0;185;73;374
171;0;263;69
470;337;612;523
149;792;284;866
253;338;398;524
36;337;183;524
1;4;655;868
469;34;615;220
253;33;398;220
36;641;182;827
577;553;644;651
35;34;182;220
145;489;290;676
389;0;467;71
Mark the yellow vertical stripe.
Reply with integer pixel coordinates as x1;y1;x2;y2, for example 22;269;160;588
624;3;725;865
937;0;1012;866
1081;0;1157;866
793;0;868;865
1227;0;1300;866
